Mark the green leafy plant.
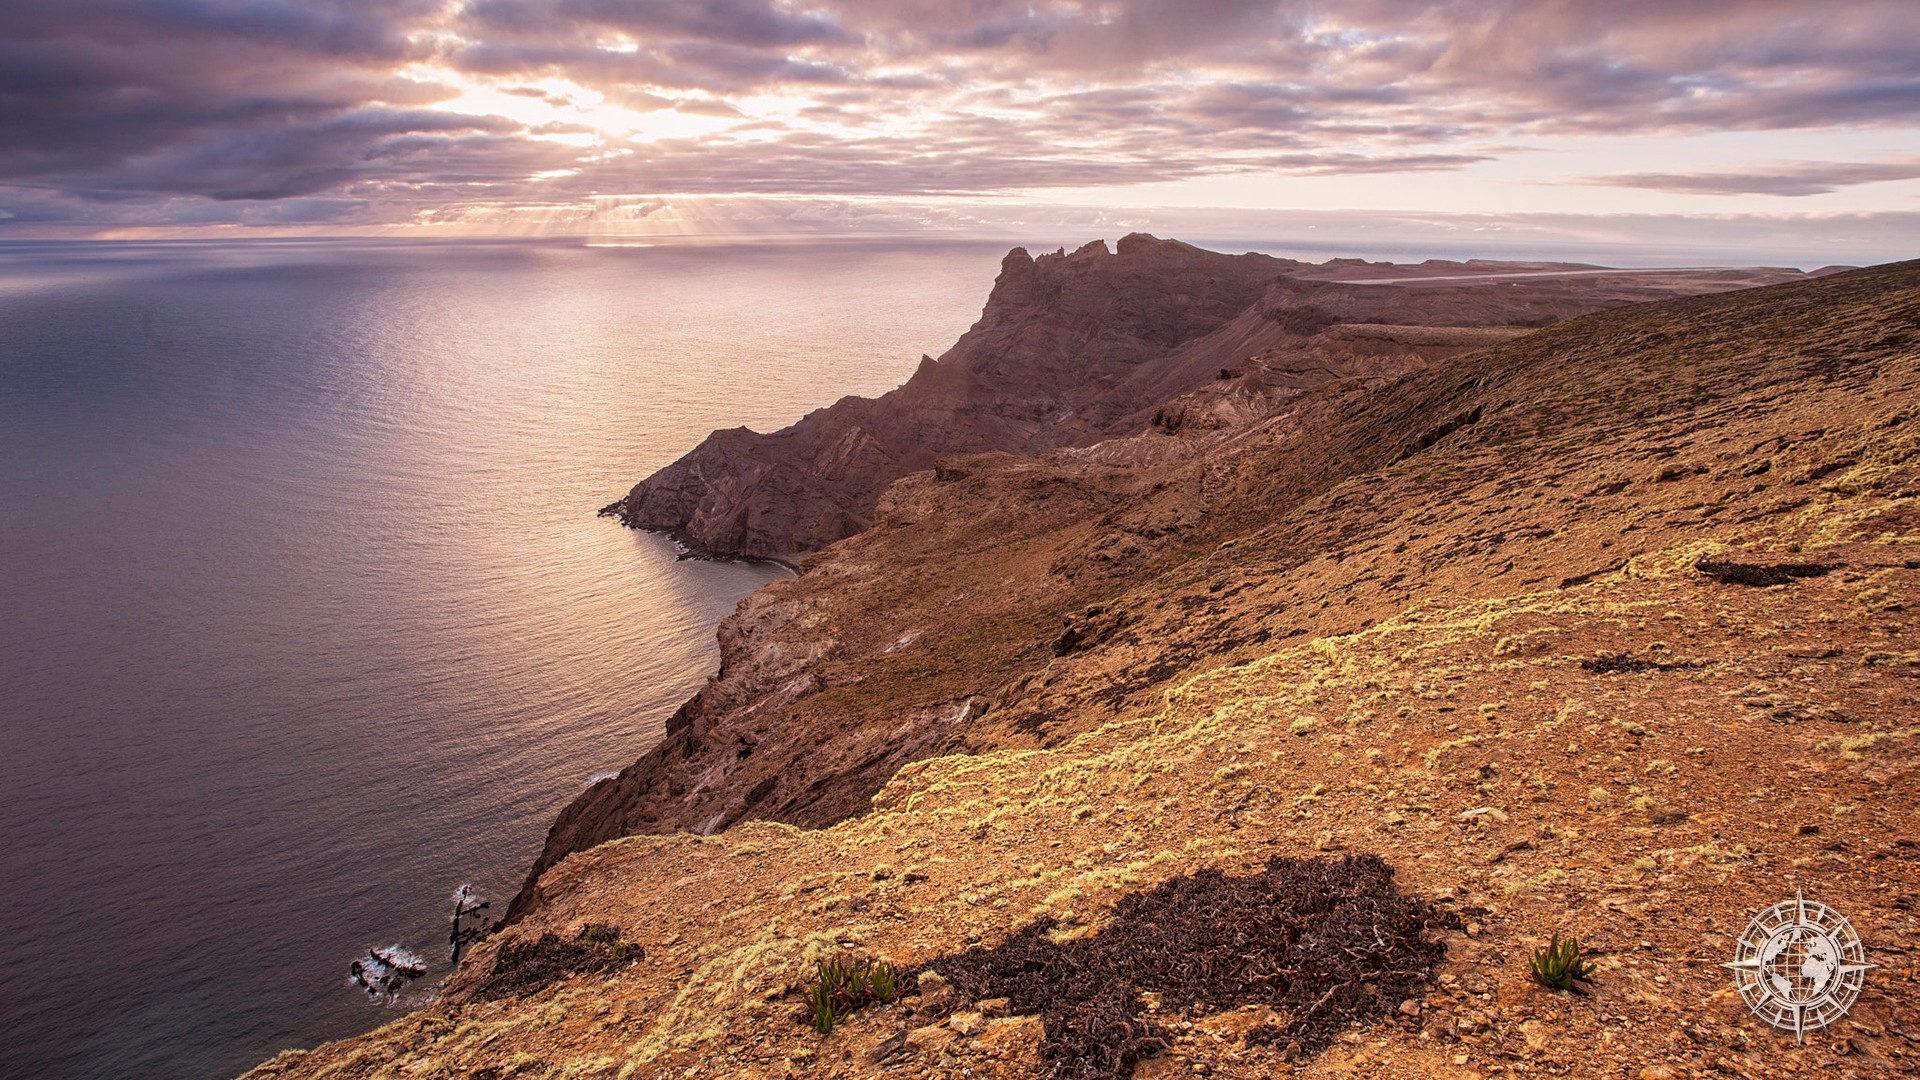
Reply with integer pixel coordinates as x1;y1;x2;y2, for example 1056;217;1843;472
806;980;837;1034
1527;933;1598;992
610;940;631;962
868;960;897;1002
805;956;900;1034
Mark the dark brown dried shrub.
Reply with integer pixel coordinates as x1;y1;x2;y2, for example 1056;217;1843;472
1580;652;1705;674
1582;652;1655;673
462;923;641;1001
916;854;1448;1080
1694;555;1838;587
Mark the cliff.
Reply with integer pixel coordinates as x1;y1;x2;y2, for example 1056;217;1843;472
513;253;1802;922
249;254;1920;1080
601;235;1292;560
602;236;1795;563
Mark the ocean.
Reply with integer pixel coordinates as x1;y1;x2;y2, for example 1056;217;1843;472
0;237;1002;1079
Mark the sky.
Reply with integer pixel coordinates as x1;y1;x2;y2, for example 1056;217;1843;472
1;0;1917;262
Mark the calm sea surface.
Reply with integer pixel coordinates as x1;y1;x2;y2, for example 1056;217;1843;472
0;237;1001;1079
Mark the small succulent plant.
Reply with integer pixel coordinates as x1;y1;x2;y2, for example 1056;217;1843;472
805;956;900;1033
1527;932;1598;992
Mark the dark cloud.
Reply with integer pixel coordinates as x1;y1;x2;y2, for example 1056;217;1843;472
1;0;430;62
501;85;574;105
1581;159;1920;196
843;0;1294;68
0;0;474;208
468;0;851;48
1272;152;1491;175
446;0;855;90
2;1;1918;228
1417;0;1920;131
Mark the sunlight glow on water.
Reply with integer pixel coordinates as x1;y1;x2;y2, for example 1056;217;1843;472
0;237;1000;1079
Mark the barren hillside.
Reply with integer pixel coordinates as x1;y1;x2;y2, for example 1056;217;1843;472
250;258;1920;1080
602;236;1796;562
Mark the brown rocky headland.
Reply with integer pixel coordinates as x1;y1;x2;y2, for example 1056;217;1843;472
601;236;1798;564
249;245;1920;1080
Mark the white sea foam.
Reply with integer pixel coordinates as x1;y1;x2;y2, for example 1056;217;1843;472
371;945;426;973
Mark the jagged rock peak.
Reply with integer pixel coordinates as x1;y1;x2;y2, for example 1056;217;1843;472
599;238;1293;560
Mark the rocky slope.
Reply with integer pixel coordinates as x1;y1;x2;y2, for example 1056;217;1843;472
514;252;1802;922
601;236;1795;563
248;255;1920;1080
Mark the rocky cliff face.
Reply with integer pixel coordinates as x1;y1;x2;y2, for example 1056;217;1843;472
604;238;1801;563
510;251;1805;922
601;235;1294;561
255;259;1920;1080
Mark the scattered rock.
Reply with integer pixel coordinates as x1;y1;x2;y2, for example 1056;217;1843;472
1581;652;1699;674
866;1030;910;1063
947;1011;987;1037
905;1024;955;1055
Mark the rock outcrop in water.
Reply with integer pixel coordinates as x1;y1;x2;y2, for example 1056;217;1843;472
249;250;1920;1080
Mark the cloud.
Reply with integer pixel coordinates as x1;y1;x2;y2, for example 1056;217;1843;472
187;114;572;201
554;195;1919;267
1580;159;1920;197
2;1;1919;228
467;0;852;49
0;0;458;198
